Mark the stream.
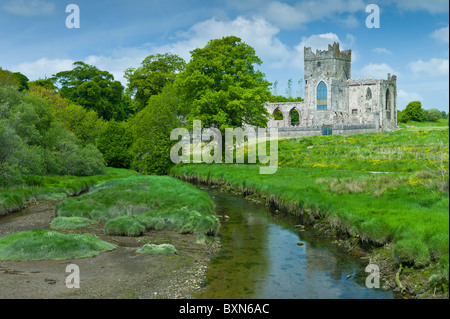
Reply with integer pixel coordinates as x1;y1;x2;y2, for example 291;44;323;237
194;185;398;299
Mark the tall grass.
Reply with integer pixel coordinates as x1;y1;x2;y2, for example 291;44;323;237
56;175;220;238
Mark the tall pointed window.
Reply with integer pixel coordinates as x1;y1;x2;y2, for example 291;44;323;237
317;81;327;110
366;87;372;100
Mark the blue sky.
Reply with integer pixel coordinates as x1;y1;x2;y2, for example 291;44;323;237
0;0;448;111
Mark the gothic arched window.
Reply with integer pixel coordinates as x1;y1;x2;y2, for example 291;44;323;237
317;81;327;110
366;87;372;100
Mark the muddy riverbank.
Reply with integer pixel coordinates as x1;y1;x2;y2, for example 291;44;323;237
0;200;220;299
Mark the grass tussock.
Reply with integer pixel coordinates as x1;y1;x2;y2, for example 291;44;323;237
51;217;97;230
136;243;178;255
56;175;220;238
0;230;116;261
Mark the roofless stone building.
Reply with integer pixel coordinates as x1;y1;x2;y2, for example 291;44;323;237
265;42;398;137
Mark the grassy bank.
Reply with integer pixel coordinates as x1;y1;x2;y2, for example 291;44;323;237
0;167;140;216
171;126;449;295
55;175;220;238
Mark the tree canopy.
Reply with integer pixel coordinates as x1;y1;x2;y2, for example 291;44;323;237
53;62;126;121
125;53;186;112
176;36;271;131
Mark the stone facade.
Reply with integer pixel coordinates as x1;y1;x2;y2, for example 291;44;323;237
265;42;398;137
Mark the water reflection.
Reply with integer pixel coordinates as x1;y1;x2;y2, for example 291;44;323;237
195;186;395;299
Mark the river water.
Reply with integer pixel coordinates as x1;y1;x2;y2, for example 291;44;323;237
195;185;397;299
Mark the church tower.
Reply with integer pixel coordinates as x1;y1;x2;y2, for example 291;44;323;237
303;42;351;114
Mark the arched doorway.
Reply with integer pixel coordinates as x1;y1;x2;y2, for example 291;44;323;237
289;108;300;126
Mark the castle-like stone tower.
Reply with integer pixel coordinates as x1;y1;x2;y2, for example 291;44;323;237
265;42;398;137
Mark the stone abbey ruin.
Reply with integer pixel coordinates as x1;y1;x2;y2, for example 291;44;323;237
265;42;398;137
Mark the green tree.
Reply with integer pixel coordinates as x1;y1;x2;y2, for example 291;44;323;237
125;53;186;112
53;62;125;121
29;79;57;91
13;72;29;91
403;101;425;122
130;84;180;175
176;36;271;131
424;109;442;122
97;120;133;169
0;68;20;88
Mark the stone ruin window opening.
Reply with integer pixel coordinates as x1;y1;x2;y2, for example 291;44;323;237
386;89;391;120
366;87;372;100
290;109;300;126
273;108;284;121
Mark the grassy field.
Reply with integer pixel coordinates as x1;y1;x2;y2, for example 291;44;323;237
55;175;220;238
0;167;139;216
171;124;449;287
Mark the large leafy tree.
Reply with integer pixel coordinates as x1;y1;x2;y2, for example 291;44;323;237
130;83;180;175
53;62;126;121
176;36;271;131
0;68;28;91
125;53;186;112
97;120;133;169
402;101;425;122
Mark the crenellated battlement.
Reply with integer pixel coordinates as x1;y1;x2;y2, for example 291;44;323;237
304;42;352;62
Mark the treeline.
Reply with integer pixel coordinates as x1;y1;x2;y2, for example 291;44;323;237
1;36;275;182
398;101;448;123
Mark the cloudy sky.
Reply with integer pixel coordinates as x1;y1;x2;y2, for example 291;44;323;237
0;0;448;111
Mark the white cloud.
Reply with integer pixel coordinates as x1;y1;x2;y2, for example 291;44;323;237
372;48;393;55
358;63;397;79
2;0;55;16
397;89;423;108
261;0;365;29
408;58;449;77
392;0;449;14
431;26;449;44
13;58;75;80
151;16;291;69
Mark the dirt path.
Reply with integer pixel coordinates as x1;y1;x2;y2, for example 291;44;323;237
0;201;220;299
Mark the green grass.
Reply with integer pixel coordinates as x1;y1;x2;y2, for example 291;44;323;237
0;167;141;216
136;243;178;255
0;230;116;261
51;217;98;230
171;126;449;272
56;175;220;238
